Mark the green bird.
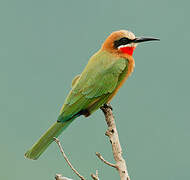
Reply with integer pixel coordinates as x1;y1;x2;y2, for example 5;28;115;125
25;30;159;160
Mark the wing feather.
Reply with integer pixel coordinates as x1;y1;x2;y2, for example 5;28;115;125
59;51;128;121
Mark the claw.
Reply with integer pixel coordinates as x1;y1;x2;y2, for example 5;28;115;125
103;103;113;110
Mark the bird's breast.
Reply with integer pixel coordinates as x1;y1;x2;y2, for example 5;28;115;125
107;56;135;103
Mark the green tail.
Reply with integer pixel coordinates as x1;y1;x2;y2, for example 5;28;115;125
25;119;74;160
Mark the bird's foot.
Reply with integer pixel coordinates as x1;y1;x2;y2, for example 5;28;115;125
103;103;113;110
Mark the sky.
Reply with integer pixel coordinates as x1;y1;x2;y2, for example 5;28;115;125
1;0;190;179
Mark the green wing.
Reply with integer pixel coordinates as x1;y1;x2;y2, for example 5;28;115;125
58;50;127;122
71;74;80;87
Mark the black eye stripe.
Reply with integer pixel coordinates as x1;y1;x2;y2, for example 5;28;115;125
114;37;132;49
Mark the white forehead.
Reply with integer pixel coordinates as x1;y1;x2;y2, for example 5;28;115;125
120;30;136;40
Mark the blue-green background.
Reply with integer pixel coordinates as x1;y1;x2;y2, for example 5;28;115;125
1;0;189;179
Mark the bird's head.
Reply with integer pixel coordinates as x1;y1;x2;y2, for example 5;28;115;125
102;30;159;56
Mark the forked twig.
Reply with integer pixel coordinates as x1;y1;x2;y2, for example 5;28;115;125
54;103;131;180
96;152;117;168
100;104;131;180
54;137;86;180
91;170;99;180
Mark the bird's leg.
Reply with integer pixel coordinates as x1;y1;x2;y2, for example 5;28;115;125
102;103;113;110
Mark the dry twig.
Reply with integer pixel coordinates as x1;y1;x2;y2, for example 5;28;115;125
54;138;100;180
54;103;131;180
100;104;131;180
96;152;117;168
91;170;99;180
55;174;73;180
54;137;86;180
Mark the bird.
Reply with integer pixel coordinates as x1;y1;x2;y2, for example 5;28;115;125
25;30;159;160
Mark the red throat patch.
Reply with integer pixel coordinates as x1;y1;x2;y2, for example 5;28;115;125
119;46;136;56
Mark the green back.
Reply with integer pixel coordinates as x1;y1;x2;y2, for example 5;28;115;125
58;50;128;122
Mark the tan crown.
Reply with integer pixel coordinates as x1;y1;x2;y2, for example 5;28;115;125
101;30;136;53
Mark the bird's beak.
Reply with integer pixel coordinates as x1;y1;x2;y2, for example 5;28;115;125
132;37;160;43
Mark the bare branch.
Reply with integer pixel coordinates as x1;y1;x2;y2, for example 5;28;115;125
96;152;117;168
100;104;131;180
54;103;131;180
91;170;99;180
54;137;86;180
55;174;73;180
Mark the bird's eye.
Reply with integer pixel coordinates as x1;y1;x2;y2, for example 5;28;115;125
121;38;129;43
114;37;131;49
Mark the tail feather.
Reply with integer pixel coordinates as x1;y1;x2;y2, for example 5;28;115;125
25;119;74;160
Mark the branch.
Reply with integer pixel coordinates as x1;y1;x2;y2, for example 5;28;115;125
55;174;73;180
96;152;117;168
100;104;131;180
91;170;99;180
54;137;86;180
54;103;131;180
54;138;100;180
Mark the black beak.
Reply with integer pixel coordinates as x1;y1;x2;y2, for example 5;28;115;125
132;37;160;43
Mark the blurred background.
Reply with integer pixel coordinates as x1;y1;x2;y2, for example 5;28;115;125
1;0;190;179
